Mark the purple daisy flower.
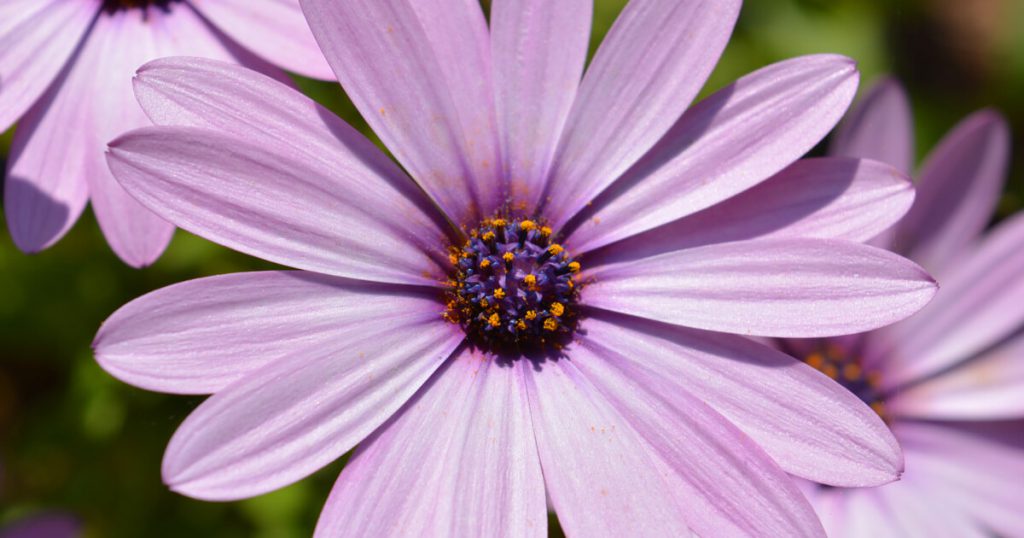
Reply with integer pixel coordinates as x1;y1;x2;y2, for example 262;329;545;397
94;1;938;535
785;79;1023;536
1;0;333;266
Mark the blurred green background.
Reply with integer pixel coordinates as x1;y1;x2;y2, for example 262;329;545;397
2;0;1022;535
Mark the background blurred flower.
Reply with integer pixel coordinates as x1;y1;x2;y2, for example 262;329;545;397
0;0;332;266
784;78;1023;536
0;513;79;538
91;0;940;534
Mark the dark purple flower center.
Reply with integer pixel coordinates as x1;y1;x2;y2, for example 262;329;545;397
444;217;581;354
102;0;179;12
803;344;888;421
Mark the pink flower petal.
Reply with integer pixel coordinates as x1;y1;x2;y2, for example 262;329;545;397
93;271;443;395
80;9;181;267
526;358;823;536
830;77;915;175
315;353;545;537
542;0;741;229
490;0;591;212
566;55;860;252
889;331;1024;420
0;0;94;132
107;125;450;285
299;0;501;224
161;315;464;501
895;421;1024;537
580;313;902;486
867;213;1024;388
896;110;1011;275
540;0;741;227
585;157;914;265
189;0;333;80
584;238;937;338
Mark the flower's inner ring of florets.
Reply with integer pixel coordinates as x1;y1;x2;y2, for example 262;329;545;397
444;217;581;353
102;0;178;12
804;345;888;421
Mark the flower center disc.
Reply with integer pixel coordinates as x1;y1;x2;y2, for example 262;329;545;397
444;217;581;354
804;345;888;421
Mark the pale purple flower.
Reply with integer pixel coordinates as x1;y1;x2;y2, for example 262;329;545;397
94;1;938;535
1;0;333;266
784;78;1023;536
0;513;80;538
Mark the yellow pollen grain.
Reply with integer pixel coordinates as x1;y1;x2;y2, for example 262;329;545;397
480;259;491;269
480;299;489;308
548;244;564;255
550;302;565;317
482;231;495;241
567;278;575;289
516;319;527;331
492;218;507;227
488;313;501;327
568;261;581;273
826;344;845;359
805;353;824;369
523;274;537;289
493;288;506;299
520;220;536;231
525;310;537;320
448;253;459;265
502;252;515;263
543;318;558;331
540;226;552;237
842;363;862;382
822;363;838;379
870;401;887;417
867;371;883;388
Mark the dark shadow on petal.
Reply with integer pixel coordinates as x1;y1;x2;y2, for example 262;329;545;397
3;176;72;253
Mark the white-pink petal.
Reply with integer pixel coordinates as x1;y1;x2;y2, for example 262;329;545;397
94;271;443;396
490;0;592;212
189;0;334;80
316;353;545;537
584;157;914;264
580;314;902;486
585;238;937;338
566;54;860;253
161;313;463;501
299;0;502;224
0;0;95;132
542;0;741;229
830;77;915;175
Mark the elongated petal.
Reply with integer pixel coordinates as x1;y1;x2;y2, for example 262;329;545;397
299;0;501;224
524;360;691;536
581;313;902;486
316;353;545;537
579;353;827;535
585;238;937;337
895;110;1010;274
896;421;1024;538
889;331;1024;420
527;358;823;537
0;0;95;133
491;0;591;211
566;55;860;252
189;0;333;80
162;315;463;500
541;0;741;228
107;127;449;285
586;157;914;265
129;55;451;262
830;77;914;175
94;271;443;395
867;213;1024;387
